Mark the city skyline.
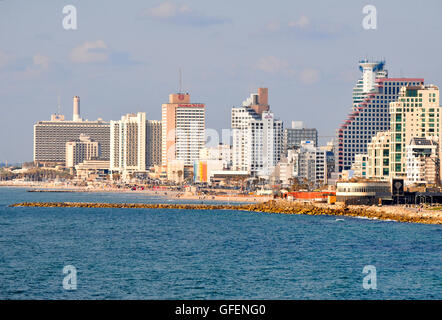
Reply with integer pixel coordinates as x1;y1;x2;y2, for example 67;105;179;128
1;0;442;162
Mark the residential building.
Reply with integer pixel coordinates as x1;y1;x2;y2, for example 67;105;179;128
110;112;147;178
231;88;283;178
161;93;205;169
351;154;368;178
389;85;440;179
146;120;162;167
336;59;424;171
406;137;439;186
65;134;100;168
283;121;318;153
288;141;328;188
366;131;391;180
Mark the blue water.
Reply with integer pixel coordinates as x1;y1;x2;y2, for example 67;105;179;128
0;187;441;299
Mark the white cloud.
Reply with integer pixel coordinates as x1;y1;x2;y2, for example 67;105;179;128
288;16;310;28
299;68;320;84
15;54;50;78
147;2;184;18
144;2;230;27
256;56;290;74
70;40;108;63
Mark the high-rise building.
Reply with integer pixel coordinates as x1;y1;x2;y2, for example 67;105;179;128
146;120;162;167
34;96;110;164
283;121;318;153
336;59;424;172
161;93;205;168
389;84;440;179
231;88;283;177
65;134;100;168
110;112;147;176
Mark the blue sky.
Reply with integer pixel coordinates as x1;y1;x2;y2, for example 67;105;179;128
0;0;441;162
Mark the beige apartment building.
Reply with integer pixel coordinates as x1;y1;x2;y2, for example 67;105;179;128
351;154;368;178
366;131;391;180
147;120;162;168
389;85;440;179
65;134;100;168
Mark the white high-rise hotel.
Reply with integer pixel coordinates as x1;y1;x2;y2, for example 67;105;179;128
231;88;283;177
110;112;147;176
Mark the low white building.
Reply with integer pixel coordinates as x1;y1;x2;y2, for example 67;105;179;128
75;160;110;180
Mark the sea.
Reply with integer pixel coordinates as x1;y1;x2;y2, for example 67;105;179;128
0;187;440;299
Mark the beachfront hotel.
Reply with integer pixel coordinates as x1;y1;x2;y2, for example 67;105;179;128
161;92;206;169
33;96;110;164
336;59;424;172
110;112;147;177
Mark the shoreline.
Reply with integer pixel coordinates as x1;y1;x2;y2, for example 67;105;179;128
9;200;442;225
0;184;271;203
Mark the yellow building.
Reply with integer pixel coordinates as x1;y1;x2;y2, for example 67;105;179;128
366;131;391;180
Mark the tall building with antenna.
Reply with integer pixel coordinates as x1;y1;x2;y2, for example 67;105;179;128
34;96;110;164
161;92;206;169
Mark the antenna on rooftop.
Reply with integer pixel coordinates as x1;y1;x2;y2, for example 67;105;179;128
179;68;182;93
57;95;61;115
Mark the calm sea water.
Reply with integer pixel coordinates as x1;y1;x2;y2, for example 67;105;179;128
0;187;441;299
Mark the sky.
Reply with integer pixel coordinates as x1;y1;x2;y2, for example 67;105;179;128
0;0;441;162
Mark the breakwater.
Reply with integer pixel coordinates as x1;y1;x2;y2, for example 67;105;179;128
9;201;442;224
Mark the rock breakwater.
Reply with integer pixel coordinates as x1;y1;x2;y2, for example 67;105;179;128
9;201;442;224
